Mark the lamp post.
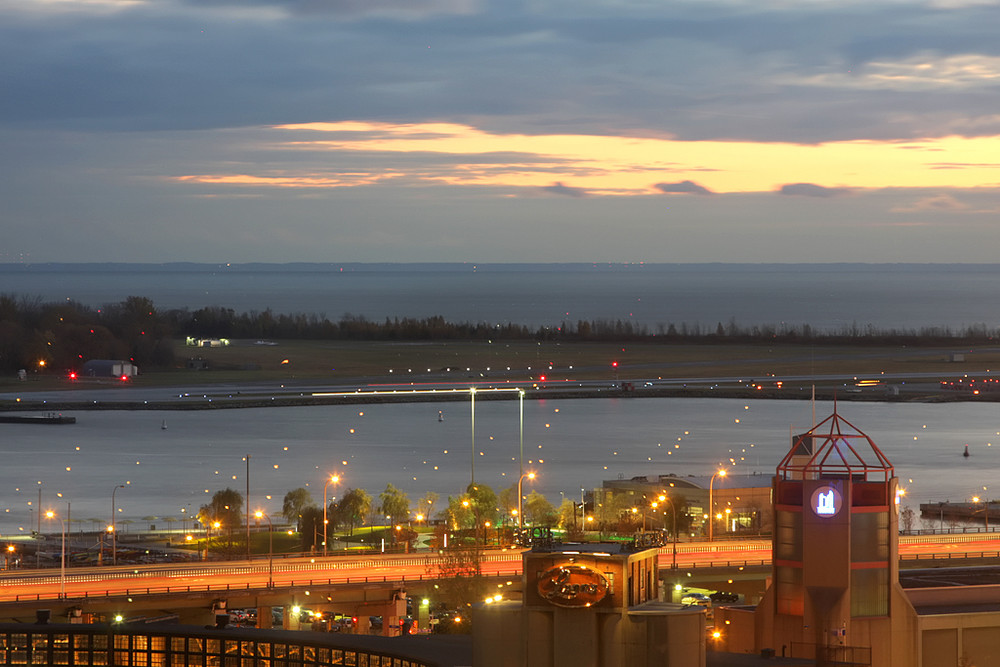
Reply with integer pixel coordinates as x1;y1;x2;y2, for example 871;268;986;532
45;506;68;599
517;472;536;531
111;484;125;566
974;496;990;532
708;469;726;542
245;454;251;561
656;494;678;570
323;474;340;556
255;511;273;588
632;507;644;531
518;389;524;485
470;387;476;486
205;521;220;560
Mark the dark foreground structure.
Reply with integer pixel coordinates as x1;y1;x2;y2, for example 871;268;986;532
0;622;472;667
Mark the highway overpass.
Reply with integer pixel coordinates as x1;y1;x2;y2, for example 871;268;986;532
3;534;1000;628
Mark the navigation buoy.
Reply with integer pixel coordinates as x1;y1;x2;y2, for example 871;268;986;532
964;444;970;458
438;411;444;422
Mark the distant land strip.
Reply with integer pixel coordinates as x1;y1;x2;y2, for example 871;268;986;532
0;384;989;413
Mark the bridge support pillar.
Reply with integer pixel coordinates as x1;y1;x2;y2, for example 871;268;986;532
211;600;228;629
284;606;300;631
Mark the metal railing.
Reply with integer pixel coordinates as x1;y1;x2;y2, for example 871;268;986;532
0;569;524;604
0;623;444;667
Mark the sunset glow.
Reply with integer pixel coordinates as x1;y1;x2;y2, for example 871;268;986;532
162;122;1000;195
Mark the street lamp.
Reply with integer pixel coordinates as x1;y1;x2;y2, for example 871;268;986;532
205;521;220;560
518;388;524;485
517;472;536;531
254;511;273;588
323;474;340;556
470;387;477;486
974;495;990;532
45;506;68;598
656;494;679;570
111;484;125;566
708;469;726;542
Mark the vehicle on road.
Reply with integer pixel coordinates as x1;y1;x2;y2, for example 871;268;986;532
680;592;711;607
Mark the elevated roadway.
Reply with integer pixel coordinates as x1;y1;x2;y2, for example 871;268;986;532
4;534;1000;624
6;535;1000;603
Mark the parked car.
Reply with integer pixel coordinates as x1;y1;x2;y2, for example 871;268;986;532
680;593;711;607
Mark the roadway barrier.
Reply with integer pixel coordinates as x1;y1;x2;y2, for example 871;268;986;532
0;569;524;604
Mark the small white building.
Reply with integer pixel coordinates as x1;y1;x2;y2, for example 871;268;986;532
81;359;138;378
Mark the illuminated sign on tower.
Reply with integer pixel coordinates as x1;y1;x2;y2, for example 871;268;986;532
811;485;843;517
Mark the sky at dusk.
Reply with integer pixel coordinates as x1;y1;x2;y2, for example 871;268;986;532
3;0;1000;263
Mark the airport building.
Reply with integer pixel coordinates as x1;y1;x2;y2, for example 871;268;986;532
598;472;773;537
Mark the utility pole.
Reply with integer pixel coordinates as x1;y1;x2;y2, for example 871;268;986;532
245;455;251;560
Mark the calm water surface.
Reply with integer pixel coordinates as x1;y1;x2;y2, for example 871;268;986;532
2;398;995;535
3;263;1000;331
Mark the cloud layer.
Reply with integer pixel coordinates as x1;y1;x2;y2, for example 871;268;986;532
2;0;1000;262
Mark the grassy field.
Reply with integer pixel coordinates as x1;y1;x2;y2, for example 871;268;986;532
8;338;998;393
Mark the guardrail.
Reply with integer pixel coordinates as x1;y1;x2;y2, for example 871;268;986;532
0;550;523;587
8;544;1000;604
0;569;525;604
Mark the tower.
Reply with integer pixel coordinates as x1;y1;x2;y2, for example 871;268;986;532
763;407;902;665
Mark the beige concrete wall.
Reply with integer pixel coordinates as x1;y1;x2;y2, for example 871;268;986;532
907;584;1000;607
919;611;1000;667
923;628;958;667
712;606;756;654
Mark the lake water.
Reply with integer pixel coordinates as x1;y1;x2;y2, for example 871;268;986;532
1;397;995;536
3;262;1000;331
2;262;999;537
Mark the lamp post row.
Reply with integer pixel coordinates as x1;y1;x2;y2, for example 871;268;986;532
323;474;340;556
41;386;532;574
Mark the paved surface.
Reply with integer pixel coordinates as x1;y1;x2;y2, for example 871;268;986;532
709;652;813;666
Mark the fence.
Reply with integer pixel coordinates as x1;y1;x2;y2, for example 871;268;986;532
0;623;445;667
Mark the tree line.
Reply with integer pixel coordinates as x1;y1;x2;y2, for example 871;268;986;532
196;479;708;557
4;292;995;374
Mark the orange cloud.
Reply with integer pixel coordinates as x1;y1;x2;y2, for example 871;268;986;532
172;121;1000;195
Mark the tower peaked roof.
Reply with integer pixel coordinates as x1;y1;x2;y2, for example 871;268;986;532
777;406;893;482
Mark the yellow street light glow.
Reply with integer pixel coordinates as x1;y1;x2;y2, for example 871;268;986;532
312;387;523;398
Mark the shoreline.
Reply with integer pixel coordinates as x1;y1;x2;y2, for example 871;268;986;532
0;384;987;413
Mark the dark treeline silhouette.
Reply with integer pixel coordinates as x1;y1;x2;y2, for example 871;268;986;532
0;294;174;375
1;293;994;374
